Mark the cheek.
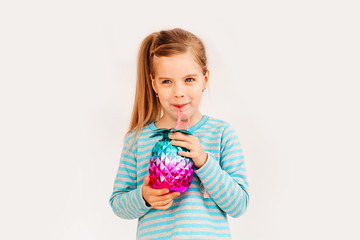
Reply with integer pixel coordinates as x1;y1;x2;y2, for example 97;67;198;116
158;91;171;103
189;87;203;99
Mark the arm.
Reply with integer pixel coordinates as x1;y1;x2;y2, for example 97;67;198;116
109;134;152;220
195;124;250;218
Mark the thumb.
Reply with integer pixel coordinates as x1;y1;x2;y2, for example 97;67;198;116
143;176;150;186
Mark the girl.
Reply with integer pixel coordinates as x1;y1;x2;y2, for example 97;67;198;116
109;28;250;240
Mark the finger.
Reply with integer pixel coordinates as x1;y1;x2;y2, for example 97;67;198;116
170;132;197;141
169;132;187;140
162;191;180;199
149;187;170;196
146;189;170;205
170;132;196;142
171;139;191;150
153;198;173;208
156;199;174;210
169;133;196;144
172;191;181;199
148;191;180;207
178;150;192;158
151;191;180;203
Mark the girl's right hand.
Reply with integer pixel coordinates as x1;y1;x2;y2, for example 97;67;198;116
142;176;180;210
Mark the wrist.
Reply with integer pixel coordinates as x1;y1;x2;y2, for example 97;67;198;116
196;152;208;168
141;185;151;208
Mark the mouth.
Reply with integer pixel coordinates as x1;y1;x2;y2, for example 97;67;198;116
173;104;188;109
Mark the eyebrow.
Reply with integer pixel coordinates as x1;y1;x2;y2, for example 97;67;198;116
158;74;199;80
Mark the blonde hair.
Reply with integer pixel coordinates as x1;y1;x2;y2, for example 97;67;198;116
126;28;208;148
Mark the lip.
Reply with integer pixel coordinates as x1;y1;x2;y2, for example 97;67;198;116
173;104;188;109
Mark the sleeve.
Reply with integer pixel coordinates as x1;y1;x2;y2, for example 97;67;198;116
109;133;153;220
194;124;250;218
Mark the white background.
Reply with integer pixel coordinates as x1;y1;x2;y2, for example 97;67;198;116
1;0;359;239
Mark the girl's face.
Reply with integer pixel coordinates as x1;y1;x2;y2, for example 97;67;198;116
151;51;209;126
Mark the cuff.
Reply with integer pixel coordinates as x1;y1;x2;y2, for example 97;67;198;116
194;152;216;178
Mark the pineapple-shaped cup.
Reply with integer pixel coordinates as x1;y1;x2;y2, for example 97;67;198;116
148;128;194;193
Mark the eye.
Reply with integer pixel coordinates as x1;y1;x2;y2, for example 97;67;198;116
162;80;171;84
185;78;195;82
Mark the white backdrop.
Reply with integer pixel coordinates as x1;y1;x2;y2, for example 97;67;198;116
1;0;359;239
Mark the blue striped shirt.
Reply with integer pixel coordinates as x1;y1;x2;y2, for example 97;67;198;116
109;115;250;239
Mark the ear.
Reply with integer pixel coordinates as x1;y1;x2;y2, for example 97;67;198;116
203;70;209;90
150;74;158;94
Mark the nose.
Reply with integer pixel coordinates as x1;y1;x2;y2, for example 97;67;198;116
174;82;185;98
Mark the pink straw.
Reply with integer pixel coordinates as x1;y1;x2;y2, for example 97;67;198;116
174;107;190;130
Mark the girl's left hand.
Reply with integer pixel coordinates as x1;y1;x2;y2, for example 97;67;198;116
169;132;208;168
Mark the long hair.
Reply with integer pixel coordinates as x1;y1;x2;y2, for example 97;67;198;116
126;28;208;148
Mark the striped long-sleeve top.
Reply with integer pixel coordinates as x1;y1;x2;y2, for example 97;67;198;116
109;115;250;239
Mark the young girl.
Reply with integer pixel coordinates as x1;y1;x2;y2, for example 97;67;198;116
109;28;249;240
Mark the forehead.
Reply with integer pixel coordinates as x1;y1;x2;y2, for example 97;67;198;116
153;52;202;77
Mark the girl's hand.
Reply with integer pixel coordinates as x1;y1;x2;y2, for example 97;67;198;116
142;176;180;210
169;132;208;168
